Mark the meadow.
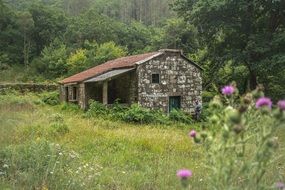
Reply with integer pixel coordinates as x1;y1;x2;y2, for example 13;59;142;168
0;92;205;190
0;91;284;190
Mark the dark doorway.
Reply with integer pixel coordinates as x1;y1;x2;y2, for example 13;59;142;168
169;96;181;112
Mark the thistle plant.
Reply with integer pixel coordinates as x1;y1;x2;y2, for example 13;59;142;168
178;84;285;189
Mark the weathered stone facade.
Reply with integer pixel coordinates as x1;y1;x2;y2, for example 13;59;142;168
59;49;202;113
137;52;202;113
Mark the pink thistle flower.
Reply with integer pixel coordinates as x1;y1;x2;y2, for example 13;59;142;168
189;130;196;138
177;169;192;179
277;100;285;111
275;182;285;189
255;97;272;109
221;85;235;96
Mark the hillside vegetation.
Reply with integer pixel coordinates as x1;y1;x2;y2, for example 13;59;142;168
1;0;284;100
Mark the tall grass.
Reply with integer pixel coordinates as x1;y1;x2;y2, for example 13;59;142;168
0;93;205;189
0;92;284;189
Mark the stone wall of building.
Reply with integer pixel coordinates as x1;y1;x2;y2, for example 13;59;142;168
137;52;202;113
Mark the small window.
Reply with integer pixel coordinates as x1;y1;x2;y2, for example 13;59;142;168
152;74;160;84
72;86;77;100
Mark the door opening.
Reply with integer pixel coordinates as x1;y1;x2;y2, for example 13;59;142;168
169;96;181;112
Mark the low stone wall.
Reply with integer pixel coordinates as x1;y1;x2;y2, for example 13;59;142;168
0;83;58;93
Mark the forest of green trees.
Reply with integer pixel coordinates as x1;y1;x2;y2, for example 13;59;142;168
0;0;284;100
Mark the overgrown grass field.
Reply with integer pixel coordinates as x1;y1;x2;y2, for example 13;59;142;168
0;92;205;189
0;92;284;189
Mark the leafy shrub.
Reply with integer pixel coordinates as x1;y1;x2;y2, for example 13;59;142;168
50;123;69;135
40;91;60;105
169;109;193;124
60;102;81;112
48;113;69;135
86;101;194;125
86;100;109;117
109;99;128;119
121;104;168;124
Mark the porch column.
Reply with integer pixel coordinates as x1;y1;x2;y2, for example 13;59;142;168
103;80;108;104
79;83;86;110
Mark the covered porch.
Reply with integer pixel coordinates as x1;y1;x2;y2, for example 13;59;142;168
81;68;138;109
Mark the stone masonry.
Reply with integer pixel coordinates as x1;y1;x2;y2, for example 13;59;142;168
137;52;202;113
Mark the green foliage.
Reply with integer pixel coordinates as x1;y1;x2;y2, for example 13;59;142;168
186;87;285;189
1;91;285;189
50;122;69;135
60;102;81;112
33;39;68;79
121;104;161;124
86;101;194;125
169;109;193;124
0;140;94;189
86;100;110;117
173;0;285;100
158;18;198;54
67;48;88;74
40;91;60;106
92;41;127;65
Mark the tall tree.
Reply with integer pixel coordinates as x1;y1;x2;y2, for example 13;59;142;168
29;4;67;54
173;0;285;99
17;11;34;67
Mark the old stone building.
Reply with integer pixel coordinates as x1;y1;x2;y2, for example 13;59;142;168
59;49;202;113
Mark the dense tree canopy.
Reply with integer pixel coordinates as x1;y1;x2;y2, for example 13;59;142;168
173;0;285;100
0;0;284;100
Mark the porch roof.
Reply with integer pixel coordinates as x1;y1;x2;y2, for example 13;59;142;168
84;68;135;83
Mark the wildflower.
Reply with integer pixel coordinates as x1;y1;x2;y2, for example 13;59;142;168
189;130;197;138
58;152;63;156
177;169;192;179
277;100;285;111
177;169;192;188
256;97;272;109
3;164;9;168
221;85;235;96
275;182;285;189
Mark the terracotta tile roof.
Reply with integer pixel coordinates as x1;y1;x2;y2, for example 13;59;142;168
60;52;159;84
